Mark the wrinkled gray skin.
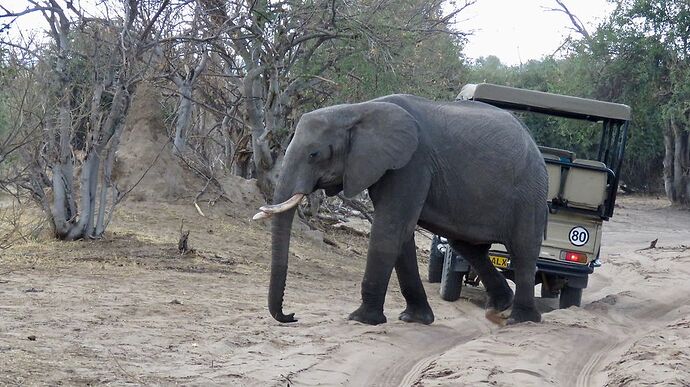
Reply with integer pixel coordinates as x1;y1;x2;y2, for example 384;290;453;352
268;94;548;325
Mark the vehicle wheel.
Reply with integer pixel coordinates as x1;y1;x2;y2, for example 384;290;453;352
541;284;560;299
559;285;583;308
440;251;465;301
540;275;560;299
428;237;443;283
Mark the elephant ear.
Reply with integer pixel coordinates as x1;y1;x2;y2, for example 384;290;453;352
343;102;419;198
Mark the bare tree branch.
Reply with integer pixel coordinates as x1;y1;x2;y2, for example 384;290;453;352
546;0;593;47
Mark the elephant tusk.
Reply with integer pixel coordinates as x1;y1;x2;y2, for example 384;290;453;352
259;193;305;214
252;211;273;221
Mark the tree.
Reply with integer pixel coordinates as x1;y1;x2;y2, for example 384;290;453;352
602;0;690;205
462;1;673;193
0;0;171;239
465;57;602;161
196;0;473;198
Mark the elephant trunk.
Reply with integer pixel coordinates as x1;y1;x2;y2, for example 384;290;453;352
268;185;299;323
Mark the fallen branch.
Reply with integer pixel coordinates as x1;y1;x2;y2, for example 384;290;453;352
335;193;373;222
636;238;658;252
178;220;192;255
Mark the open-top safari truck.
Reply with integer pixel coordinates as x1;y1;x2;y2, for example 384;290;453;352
428;83;631;308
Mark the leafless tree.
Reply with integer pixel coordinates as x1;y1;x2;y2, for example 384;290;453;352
0;0;172;239
546;0;593;46
194;0;474;198
2;0;474;233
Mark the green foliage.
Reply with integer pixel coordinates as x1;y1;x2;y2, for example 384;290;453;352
591;0;690;190
463;16;671;190
294;0;466;109
329;35;466;102
464;57;602;162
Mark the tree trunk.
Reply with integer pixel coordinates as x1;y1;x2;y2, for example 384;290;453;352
95;118;126;237
663;121;676;202
684;129;689;205
665;118;690;207
50;164;72;238
172;54;208;156
66;151;100;240
50;90;77;239
173;82;193;155
244;66;277;197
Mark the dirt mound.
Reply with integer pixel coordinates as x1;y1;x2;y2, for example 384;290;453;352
114;85;267;214
113;85;192;201
217;174;266;217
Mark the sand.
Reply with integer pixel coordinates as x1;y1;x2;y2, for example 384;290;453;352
0;195;688;386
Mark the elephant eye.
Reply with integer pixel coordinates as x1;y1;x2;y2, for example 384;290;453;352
309;151;319;159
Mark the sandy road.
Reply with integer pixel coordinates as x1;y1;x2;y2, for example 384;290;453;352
287;295;495;387
413;197;690;386
1;197;688;386
292;197;690;387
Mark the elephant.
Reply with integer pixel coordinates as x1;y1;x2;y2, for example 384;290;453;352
253;94;548;326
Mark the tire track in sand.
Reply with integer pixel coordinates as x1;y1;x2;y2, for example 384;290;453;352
575;340;620;387
368;304;492;387
365;322;484;387
288;300;491;386
573;296;688;387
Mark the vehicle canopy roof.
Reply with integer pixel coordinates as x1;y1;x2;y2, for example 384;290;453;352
457;83;631;122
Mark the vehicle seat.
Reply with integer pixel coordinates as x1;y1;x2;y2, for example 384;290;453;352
562;159;608;210
543;154;562;202
539;146;575;162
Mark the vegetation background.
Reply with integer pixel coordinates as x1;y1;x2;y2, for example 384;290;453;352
0;0;689;241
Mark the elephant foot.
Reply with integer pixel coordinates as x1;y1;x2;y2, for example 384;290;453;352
348;305;387;325
485;307;511;326
486;285;514;312
399;303;434;325
485;286;514;326
506;305;541;324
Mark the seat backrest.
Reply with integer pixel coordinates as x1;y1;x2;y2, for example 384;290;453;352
562;159;608;210
539;146;575;162
543;154;561;202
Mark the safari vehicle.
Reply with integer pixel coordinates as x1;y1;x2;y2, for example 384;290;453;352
428;83;631;308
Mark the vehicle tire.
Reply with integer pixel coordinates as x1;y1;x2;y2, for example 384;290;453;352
440;250;465;301
559;285;583;308
541;285;560;299
540;275;560;299
428;236;443;283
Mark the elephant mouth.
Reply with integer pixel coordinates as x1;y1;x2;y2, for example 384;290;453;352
252;193;306;220
323;184;343;196
316;176;342;197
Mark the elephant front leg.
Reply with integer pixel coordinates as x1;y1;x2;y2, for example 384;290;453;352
348;165;431;325
396;237;434;324
348;237;433;325
347;244;396;325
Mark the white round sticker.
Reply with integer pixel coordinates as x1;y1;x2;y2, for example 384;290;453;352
569;227;589;246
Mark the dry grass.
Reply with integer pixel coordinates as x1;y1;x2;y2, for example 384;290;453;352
0;196;48;251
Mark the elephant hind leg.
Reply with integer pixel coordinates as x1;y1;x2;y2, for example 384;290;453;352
505;237;542;324
505;201;545;324
450;241;513;314
396;237;434;324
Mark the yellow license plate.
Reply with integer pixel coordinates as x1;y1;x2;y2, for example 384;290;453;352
490;255;509;269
